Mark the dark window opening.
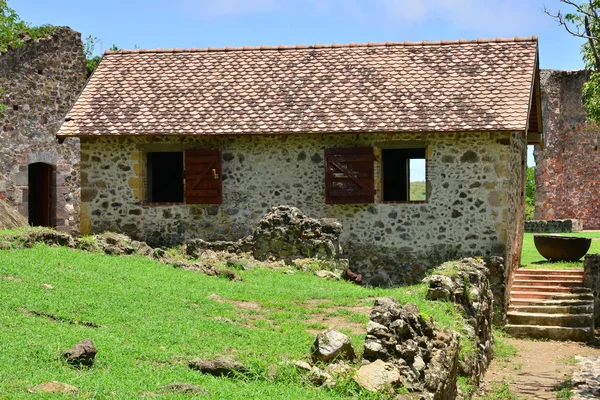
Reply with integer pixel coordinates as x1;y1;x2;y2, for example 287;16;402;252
13;105;18;111
28;162;56;227
37;69;44;75
382;148;427;202
147;152;183;203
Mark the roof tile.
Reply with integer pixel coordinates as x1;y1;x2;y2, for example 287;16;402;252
59;37;538;137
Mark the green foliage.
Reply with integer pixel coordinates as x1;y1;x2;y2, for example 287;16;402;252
84;35;120;77
525;166;535;221
0;0;53;52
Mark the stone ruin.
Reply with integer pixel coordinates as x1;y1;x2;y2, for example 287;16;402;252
186;205;344;266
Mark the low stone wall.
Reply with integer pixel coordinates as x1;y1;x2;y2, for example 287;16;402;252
362;298;459;399
427;258;494;388
584;254;600;326
524;219;583;233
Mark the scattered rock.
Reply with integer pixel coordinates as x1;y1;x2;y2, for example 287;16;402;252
30;381;79;394
311;329;356;363
188;357;247;377
315;270;339;280
62;338;98;367
23;229;75;248
0;199;27;230
158;382;208;394
307;366;334;386
41;283;54;290
293;360;312;371
342;269;363;285
353;359;401;392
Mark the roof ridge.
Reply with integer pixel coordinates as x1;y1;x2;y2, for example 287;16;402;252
105;36;538;55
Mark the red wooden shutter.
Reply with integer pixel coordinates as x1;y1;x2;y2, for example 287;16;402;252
184;149;222;204
325;147;375;204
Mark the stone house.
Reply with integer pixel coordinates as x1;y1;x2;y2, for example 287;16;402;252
535;69;600;229
0;27;86;232
57;37;542;287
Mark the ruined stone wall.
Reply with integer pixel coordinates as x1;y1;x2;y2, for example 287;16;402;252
535;69;600;229
0;27;87;232
80;131;522;283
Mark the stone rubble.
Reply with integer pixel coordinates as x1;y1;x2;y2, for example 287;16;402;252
361;297;459;399
188;357;247;377
310;329;356;363
62;338;98;367
30;381;79;394
572;356;600;400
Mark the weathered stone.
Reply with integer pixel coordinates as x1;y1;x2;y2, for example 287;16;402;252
158;382;208;395
362;297;459;398
536;70;600;230
31;381;79;394
315;270;339;280
0;27;85;234
253;206;342;263
0;199;27;229
63;338;98;367
188;358;247;377
310;329;356;363
353;359;401;392
525;219;583;233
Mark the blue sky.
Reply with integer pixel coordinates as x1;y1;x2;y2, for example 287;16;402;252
15;0;589;168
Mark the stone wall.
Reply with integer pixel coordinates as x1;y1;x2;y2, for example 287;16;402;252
535;69;600;230
0;26;86;232
584;254;600;326
524;219;583;233
80;130;524;283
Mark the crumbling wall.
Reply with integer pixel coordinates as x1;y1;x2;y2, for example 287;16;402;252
535;69;600;229
0;26;86;232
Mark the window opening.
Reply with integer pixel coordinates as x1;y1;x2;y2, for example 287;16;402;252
147;152;183;203
382;148;427;202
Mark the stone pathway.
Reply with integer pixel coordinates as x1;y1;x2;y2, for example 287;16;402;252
572;356;600;399
475;338;600;399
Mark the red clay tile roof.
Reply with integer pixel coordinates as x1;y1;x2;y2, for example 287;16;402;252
57;37;539;137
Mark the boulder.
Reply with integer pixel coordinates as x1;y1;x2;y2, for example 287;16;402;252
30;381;79;394
353;359;401;392
62;338;98;367
252;206;342;262
188;357;247;377
311;329;356;363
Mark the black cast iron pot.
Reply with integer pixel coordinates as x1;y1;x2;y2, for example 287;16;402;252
534;234;592;262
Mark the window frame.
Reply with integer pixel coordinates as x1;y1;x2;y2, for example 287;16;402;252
380;147;429;204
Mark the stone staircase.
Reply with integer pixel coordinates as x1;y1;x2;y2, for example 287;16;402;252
505;269;594;341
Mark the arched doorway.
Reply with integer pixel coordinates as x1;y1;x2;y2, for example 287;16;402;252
28;163;56;227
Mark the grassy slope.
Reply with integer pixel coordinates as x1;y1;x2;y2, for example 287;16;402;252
0;244;464;399
521;232;600;269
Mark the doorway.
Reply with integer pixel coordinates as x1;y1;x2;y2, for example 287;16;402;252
28;163;56;227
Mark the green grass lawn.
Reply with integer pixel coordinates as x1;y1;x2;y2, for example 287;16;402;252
521;232;600;269
0;244;465;399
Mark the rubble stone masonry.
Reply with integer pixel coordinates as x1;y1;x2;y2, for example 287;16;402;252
0;27;86;232
80;130;525;284
535;70;600;229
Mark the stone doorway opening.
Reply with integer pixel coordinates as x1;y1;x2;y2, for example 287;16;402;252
28;163;56;227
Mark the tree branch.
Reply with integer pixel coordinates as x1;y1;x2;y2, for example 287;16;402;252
585;15;600;69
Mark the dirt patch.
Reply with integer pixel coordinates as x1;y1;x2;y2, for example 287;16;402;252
2;274;23;282
475;337;600;399
304;315;365;336
207;293;261;310
19;308;106;329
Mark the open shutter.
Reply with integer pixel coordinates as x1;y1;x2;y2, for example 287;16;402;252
184;149;222;204
325;147;375;204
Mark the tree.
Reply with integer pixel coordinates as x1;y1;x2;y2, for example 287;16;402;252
525;167;535;221
545;1;600;123
0;0;52;52
84;36;120;77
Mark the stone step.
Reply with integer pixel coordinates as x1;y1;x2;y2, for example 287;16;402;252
505;324;591;342
514;269;583;275
512;279;584;287
509;298;594;307
507;311;593;327
511;285;589;293
510;292;593;302
508;304;593;314
513;274;584;283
